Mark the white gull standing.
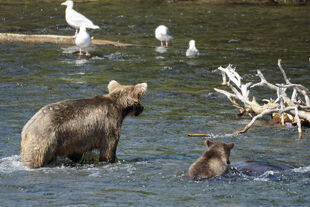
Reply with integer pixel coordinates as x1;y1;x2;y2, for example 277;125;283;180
155;25;173;47
61;0;99;37
186;40;200;57
75;25;92;57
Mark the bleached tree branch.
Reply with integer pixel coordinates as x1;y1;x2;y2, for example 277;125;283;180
214;60;310;139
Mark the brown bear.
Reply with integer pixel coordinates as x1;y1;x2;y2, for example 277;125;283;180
188;140;234;180
21;80;147;168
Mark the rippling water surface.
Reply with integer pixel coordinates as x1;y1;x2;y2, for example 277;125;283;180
0;1;310;206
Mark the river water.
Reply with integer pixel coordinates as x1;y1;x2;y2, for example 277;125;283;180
0;1;310;206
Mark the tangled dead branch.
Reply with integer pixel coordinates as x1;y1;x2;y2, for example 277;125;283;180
214;59;310;140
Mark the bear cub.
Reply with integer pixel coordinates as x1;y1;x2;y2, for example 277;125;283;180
21;80;147;168
188;140;234;180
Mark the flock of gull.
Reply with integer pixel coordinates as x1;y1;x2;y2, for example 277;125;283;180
61;0;200;57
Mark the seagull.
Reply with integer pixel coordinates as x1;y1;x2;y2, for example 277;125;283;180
75;25;92;57
61;0;99;37
186;40;200;57
155;25;173;47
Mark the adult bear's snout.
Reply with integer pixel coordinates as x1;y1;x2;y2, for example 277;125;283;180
135;105;144;116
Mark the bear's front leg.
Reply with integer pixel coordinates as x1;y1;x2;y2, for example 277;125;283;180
99;139;119;163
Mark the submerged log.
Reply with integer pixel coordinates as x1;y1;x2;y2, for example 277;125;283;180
0;33;137;47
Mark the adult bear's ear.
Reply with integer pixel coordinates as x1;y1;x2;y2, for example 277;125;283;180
108;80;120;93
227;142;234;150
133;83;147;99
205;139;214;147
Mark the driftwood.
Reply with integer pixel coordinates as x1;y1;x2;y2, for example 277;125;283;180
214;59;310;140
0;33;137;47
188;133;211;137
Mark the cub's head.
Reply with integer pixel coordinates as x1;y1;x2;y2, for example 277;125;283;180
108;80;147;116
205;140;234;165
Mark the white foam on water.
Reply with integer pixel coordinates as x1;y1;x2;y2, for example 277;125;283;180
73;72;86;75
254;177;269;182
59;77;87;84
155;56;165;59
292;165;310;173
0;155;31;173
105;52;125;61
86;163;137;177
88;171;100;177
91;56;104;60
74;59;89;66
254;170;275;182
125;164;136;174
103;163;136;173
0;155;97;174
62;56;103;66
0;155;146;176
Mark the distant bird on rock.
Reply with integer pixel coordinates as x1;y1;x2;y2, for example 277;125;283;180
75;25;92;57
155;25;173;47
186;40;200;57
61;0;99;37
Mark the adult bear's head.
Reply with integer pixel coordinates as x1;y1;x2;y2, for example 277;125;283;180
108;80;147;117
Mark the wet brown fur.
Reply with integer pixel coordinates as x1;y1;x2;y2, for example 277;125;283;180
21;80;147;168
188;140;234;180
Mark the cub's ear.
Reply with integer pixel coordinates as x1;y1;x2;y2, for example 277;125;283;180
133;83;147;99
205;139;214;147
227;142;234;150
108;80;120;93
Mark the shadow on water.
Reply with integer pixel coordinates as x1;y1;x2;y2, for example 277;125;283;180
233;161;292;176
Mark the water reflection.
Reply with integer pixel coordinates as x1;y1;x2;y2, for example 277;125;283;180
155;46;168;53
61;58;89;66
62;46;79;54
